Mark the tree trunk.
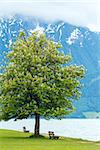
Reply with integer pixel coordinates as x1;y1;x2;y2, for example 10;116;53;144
34;113;40;136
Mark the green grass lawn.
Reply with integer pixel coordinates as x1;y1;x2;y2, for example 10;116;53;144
0;129;100;150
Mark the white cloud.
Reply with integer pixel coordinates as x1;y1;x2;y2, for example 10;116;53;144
87;24;100;32
0;0;99;32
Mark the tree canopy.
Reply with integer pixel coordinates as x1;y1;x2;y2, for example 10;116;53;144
0;31;85;135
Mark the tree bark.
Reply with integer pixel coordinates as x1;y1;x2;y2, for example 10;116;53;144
34;113;40;136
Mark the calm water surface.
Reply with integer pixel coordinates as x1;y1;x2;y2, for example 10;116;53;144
0;119;100;141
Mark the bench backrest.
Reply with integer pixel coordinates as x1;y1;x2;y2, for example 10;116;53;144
48;131;55;137
23;126;26;132
48;131;59;139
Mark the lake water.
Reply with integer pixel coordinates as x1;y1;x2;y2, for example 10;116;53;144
0;119;100;141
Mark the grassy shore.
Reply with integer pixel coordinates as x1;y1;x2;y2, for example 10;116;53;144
0;129;100;150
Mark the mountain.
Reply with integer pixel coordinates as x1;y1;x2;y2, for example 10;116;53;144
0;15;100;118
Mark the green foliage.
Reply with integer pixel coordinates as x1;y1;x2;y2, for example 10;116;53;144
0;31;85;121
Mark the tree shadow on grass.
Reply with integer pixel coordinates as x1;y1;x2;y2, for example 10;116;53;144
0;134;47;140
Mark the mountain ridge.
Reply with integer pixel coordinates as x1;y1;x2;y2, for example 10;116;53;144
0;15;100;118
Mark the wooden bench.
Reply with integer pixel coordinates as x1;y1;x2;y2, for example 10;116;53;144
48;131;59;139
23;126;29;133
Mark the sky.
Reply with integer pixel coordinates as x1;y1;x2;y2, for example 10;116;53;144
0;0;100;32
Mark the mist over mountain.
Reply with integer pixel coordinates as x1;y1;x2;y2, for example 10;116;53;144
0;15;100;118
